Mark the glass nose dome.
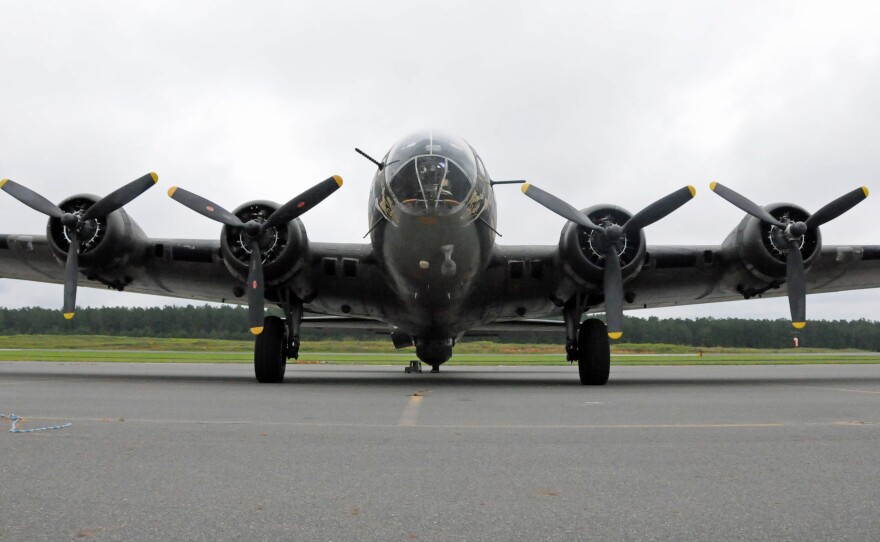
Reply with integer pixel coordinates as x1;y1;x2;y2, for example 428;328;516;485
384;131;477;215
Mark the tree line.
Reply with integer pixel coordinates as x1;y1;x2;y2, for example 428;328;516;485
1;305;878;350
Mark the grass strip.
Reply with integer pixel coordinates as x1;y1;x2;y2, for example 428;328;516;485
0;335;878;365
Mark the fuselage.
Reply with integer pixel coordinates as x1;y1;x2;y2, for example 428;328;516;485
368;131;498;338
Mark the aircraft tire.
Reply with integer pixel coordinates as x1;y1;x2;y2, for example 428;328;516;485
254;315;287;383
578;318;610;386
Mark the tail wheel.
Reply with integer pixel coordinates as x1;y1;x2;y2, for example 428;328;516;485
578;318;610;386
254;315;287;383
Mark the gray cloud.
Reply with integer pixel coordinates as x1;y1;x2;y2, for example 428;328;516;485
1;0;879;319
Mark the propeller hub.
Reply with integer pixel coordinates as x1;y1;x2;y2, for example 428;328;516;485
60;213;80;228
788;222;808;238
604;224;623;243
56;203;104;252
768;224;804;256
243;221;262;238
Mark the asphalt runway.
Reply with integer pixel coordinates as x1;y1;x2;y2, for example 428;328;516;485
1;362;878;541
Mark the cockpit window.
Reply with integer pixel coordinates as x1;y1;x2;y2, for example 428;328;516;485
384;131;478;215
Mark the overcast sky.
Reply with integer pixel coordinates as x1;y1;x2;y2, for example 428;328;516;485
1;0;879;321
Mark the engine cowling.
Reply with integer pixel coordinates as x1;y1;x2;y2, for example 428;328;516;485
721;202;822;294
558;204;647;286
46;193;149;288
219;200;309;286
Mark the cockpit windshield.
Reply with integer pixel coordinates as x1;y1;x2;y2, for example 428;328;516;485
384;131;478;215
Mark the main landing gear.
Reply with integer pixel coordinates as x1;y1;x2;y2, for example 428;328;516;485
253;302;302;383
576;318;610;386
564;298;610;385
254;316;287;383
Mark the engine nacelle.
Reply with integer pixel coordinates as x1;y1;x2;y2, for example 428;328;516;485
46;194;149;288
558;204;647;286
219;200;309;286
720;202;822;294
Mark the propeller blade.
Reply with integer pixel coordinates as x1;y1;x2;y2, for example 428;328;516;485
0;179;64;219
63;228;79;320
167;186;244;227
263;176;344;230
710;182;786;228
247;239;265;335
623;185;696;233
805;186;869;229
82;173;158;220
786;239;806;329
521;183;603;232
603;247;624;340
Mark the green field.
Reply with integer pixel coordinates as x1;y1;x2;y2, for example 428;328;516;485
0;335;878;365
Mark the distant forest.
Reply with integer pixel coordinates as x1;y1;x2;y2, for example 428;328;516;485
2;305;880;350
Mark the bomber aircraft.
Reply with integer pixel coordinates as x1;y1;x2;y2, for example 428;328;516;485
0;131;876;384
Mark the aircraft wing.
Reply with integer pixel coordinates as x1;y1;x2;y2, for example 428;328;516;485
0;234;239;303
3;232;880;327
0;234;388;315
614;244;880;310
482;243;880;322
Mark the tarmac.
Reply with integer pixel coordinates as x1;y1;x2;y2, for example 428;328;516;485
1;361;878;541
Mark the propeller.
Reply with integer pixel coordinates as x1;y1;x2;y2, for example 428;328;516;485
168;175;343;335
0;173;158;319
710;182;869;328
522;183;696;339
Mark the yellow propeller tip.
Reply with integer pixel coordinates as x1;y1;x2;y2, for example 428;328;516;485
792;322;806;329
63;312;75;320
608;331;623;340
687;185;696;197
521;182;531;193
709;181;718;191
862;186;869;197
250;326;264;335
0;179;7;188
167;186;177;197
333;175;344;187
150;172;159;183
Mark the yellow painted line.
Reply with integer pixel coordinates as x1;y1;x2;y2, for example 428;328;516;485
397;394;424;427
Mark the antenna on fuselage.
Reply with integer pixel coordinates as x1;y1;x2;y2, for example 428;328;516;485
490;179;527;186
355;148;384;170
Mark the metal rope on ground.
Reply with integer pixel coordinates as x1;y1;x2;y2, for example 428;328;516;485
1;413;72;433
